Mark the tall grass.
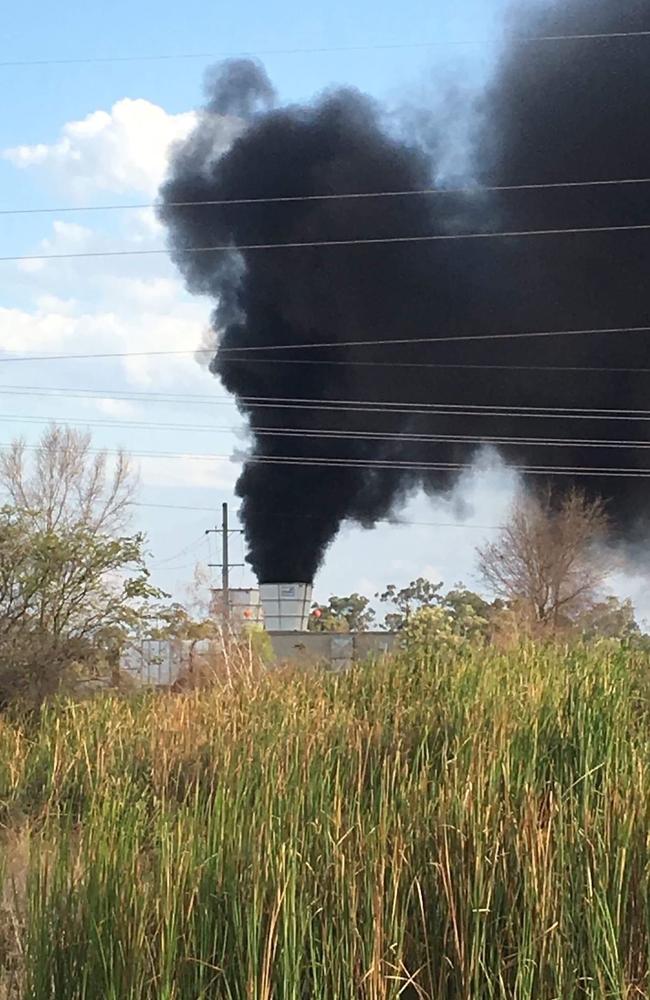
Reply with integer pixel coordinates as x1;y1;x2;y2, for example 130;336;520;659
0;644;649;998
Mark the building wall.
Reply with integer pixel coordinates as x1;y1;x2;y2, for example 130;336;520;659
267;631;398;671
120;632;398;686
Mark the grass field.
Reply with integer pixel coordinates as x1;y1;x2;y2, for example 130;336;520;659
1;644;649;998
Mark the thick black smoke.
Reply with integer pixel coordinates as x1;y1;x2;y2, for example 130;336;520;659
160;0;650;583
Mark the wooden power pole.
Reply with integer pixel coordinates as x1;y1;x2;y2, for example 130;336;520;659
206;502;244;624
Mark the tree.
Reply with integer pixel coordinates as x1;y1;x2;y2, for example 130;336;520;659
0;506;162;703
0;424;137;534
401;605;461;653
442;586;494;623
0;426;163;703
377;577;494;641
377;578;444;631
575;596;640;642
476;488;615;634
308;593;375;632
439;587;493;640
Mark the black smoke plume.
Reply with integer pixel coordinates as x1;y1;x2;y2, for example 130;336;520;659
160;0;650;583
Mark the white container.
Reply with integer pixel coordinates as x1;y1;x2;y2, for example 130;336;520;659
210;588;263;627
229;588;263;624
259;582;313;632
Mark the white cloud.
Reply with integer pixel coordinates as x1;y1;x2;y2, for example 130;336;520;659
0;213;223;390
100;275;181;308
137;454;239;490
47;220;94;246
0;296;223;390
93;398;142;419
16;221;95;275
3;99;198;196
0;305;81;352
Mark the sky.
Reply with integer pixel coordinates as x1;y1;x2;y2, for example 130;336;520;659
2;0;649;622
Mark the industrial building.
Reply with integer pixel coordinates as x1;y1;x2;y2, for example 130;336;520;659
121;583;397;685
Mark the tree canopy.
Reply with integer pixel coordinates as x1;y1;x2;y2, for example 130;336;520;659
0;426;162;703
308;593;375;632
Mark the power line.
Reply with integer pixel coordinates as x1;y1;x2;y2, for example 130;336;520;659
3;323;650;364
219;456;650;477
0;384;232;401
133;500;505;529
191;356;650;376
7;411;650;444
3;386;650;421
235;404;650;422
6;175;650;217
238;395;650;417
187;400;650;421
2;28;650;68
1;347;650;376
2;441;649;478
5;220;650;263
150;533;209;566
0;385;239;409
4;356;650;376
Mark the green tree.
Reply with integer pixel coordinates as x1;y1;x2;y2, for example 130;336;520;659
441;587;494;640
0;426;164;703
0;506;163;703
308;593;375;632
377;578;444;631
575;596;640;642
401;605;462;653
378;578;494;640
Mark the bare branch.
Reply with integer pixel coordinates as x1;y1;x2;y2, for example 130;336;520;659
477;487;615;635
0;425;137;535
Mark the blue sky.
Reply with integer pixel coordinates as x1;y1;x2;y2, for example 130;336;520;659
2;0;649;620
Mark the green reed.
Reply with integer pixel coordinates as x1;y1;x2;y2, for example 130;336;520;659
0;643;648;998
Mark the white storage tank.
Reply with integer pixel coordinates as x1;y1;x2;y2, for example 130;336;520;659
259;582;313;631
210;588;263;627
229;588;263;624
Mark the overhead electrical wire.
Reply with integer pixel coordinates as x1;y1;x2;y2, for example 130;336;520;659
4;389;650;421
154;400;650;422
132;500;505;529
5;220;650;264
2;323;650;365
3;387;650;420
5;174;650;217
18;393;650;416
3;354;650;375
233;405;650;422
1;442;649;478
2;27;650;69
187;357;650;376
225;457;650;478
149;533;210;566
230;395;650;417
7;411;650;443
2;345;650;375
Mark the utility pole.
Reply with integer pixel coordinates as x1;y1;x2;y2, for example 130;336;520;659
221;501;229;613
206;502;244;624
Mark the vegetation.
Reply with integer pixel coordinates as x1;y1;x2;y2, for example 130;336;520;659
1;643;649;998
0;505;161;704
309;592;375;632
0;424;136;536
314;491;645;647
477;488;615;634
0;425;648;996
0;427;168;705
